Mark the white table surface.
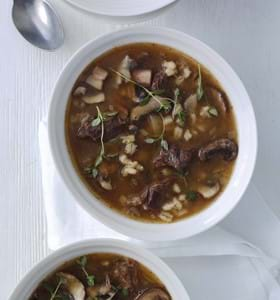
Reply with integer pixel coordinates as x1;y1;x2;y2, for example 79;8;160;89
1;1;280;299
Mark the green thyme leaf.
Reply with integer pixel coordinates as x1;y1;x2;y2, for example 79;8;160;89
186;191;198;201
174;87;180;100
121;288;129;297
87;275;95;287
139;94;151;106
77;256;87;267
94;154;103;168
177;111;186;126
91;168;98;178
91;117;101;127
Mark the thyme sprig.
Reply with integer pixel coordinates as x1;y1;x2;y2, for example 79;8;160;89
172;88;186;126
110;68;174;111
90;106;105;178
43;275;66;300
76;256;95;287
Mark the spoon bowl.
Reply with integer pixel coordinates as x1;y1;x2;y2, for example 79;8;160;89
12;0;64;50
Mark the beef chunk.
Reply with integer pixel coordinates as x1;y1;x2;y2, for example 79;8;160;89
153;145;195;172
140;178;174;210
198;138;238;161
111;259;139;289
77;114;127;142
151;70;167;90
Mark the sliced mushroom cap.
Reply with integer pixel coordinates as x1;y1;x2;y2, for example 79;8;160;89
82;93;105;104
198;138;238;161
184;94;197;114
135;288;170;300
58;272;85;300
197;182;220;198
132;69;152;87
116;55;134;85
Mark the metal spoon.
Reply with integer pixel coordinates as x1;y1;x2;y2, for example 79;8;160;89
12;0;64;50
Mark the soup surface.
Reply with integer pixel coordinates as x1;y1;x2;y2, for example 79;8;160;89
29;253;170;300
66;43;238;223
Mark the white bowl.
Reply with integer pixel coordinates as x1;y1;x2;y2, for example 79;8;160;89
48;26;257;241
9;239;189;299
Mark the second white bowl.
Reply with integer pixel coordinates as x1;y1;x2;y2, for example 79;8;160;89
9;239;189;299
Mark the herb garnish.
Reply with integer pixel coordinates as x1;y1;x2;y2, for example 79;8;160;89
110;68;174;112
76;256;95;287
140;89;165;106
91;106;105;178
186;191;198;201
43;274;66;300
172;88;185;126
86;109;119;178
121;288;129;297
196;64;204;100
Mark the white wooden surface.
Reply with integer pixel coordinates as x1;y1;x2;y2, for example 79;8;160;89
1;1;280;299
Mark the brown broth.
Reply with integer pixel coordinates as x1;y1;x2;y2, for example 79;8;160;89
29;253;169;300
65;43;238;223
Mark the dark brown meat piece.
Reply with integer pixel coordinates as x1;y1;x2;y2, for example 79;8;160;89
151;70;167;90
136;288;171;300
198;138;238;161
153;145;195;172
77;115;127;142
140;178;174;210
111;259;139;289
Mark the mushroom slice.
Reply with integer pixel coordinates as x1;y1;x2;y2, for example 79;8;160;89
98;176;112;191
86;75;103;90
162;61;177;77
130;96;168;121
184;94;197;114
116;55;134;85
73;86;87;96
135;288;170;300
92;66;108;81
82;93;105;104
198;138;238;161
197;182;220;198
132;69;152;87
58;272;85;300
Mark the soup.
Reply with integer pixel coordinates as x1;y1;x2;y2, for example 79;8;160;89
29;253;170;299
66;43;238;223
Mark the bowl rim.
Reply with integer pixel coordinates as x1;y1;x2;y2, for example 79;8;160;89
8;239;189;300
48;25;258;241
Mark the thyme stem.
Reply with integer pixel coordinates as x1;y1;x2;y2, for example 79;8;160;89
49;278;63;300
110;68;175;107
